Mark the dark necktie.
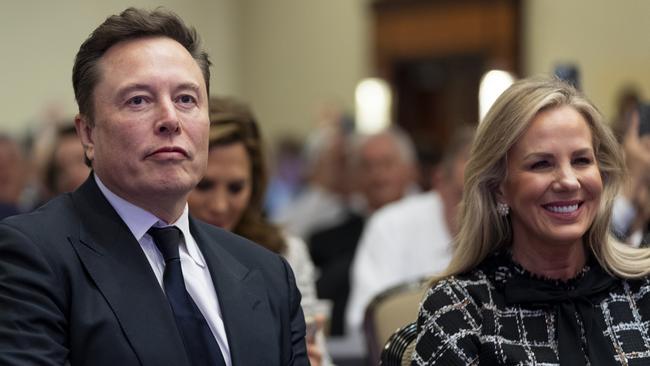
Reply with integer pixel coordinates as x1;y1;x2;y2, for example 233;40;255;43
148;226;227;366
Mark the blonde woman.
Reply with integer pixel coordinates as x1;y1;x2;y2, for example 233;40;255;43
411;77;650;365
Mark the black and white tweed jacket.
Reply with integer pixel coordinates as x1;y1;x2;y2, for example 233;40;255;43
411;252;650;365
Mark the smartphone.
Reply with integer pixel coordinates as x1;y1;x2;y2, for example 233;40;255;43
638;103;650;136
554;63;580;90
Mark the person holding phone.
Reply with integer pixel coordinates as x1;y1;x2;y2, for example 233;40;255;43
611;102;650;246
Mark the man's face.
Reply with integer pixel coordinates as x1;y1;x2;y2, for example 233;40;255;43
77;36;209;214
357;134;414;211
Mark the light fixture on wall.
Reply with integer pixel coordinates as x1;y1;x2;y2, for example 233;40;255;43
478;70;515;123
355;78;392;134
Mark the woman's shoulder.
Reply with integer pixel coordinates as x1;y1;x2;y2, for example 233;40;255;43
414;270;488;364
420;251;518;312
421;268;495;312
278;232;314;269
619;274;650;294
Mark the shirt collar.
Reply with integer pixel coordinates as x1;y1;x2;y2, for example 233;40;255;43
94;174;205;267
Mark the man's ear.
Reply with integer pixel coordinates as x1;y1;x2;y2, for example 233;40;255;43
75;114;94;166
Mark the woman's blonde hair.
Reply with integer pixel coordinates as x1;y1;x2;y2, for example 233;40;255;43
441;76;650;280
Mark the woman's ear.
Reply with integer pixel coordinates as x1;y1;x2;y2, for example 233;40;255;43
494;183;511;216
494;181;508;206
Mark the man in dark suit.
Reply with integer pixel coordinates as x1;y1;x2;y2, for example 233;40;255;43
0;8;307;366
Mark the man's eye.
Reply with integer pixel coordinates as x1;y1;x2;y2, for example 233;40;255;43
178;95;196;104
127;96;146;105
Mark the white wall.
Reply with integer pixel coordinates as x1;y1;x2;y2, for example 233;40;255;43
0;0;240;136
2;1;649;139
523;0;650;121
238;0;372;142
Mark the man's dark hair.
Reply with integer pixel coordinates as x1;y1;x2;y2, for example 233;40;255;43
72;7;211;123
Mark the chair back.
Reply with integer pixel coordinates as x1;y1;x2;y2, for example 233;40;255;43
380;321;418;366
363;278;428;365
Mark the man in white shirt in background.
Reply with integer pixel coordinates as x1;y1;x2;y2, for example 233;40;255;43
345;126;474;335
309;127;418;336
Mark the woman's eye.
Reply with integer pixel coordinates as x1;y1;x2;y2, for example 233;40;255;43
530;160;550;170
573;157;593;166
195;179;215;191
227;182;245;194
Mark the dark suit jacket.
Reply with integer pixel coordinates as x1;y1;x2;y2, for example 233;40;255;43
0;176;307;365
308;212;365;335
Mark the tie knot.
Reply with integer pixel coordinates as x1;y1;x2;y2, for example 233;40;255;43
148;226;183;262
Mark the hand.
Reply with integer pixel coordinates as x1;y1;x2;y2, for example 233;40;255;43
306;314;326;366
307;341;323;366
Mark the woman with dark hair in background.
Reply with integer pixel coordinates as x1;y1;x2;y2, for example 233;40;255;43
411;77;650;365
44;124;90;197
188;97;329;366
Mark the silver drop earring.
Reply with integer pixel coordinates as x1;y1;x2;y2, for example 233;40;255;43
497;202;510;216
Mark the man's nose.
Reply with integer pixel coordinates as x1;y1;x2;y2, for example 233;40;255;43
155;100;181;135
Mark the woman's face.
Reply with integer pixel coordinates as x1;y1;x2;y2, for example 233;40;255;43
54;134;90;194
499;105;603;249
188;142;252;231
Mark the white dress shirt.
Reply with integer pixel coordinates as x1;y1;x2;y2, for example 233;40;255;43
345;191;453;334
95;175;232;365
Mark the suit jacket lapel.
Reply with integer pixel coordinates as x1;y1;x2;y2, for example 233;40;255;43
69;176;189;366
190;219;279;365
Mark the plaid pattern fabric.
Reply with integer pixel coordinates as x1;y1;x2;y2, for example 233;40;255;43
411;252;650;365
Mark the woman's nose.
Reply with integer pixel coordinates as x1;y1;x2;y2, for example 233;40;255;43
208;189;228;214
552;165;580;191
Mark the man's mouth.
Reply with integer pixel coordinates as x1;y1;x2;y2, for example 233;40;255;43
147;146;189;158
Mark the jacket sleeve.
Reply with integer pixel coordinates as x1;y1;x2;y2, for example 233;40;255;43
0;222;69;365
411;278;481;365
279;255;309;365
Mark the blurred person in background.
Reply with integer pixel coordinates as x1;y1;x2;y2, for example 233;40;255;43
344;126;473;335
274;119;352;240
44;124;90;197
0;135;27;219
265;137;305;218
309;127;418;335
611;97;650;246
188;97;331;366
